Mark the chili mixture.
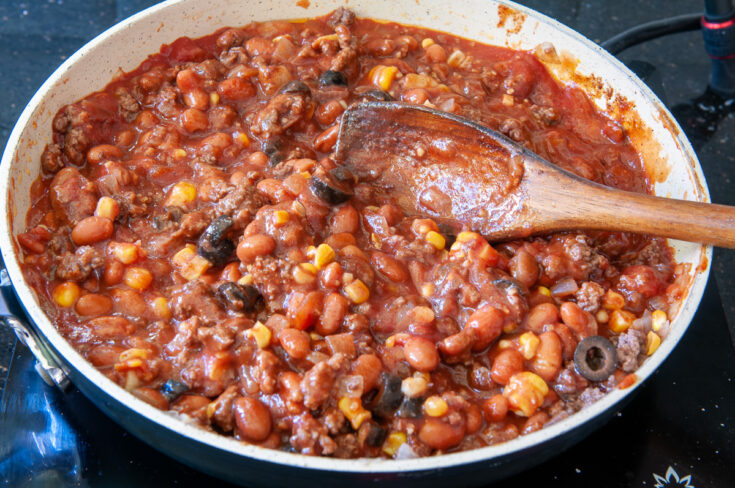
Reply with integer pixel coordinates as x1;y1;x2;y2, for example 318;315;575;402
18;8;686;458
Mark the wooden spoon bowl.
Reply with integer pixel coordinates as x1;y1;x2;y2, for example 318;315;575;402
334;101;735;247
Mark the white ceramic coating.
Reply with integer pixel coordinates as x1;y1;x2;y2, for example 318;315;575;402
0;0;711;474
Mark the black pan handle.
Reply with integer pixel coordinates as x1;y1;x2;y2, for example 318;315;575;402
0;266;70;390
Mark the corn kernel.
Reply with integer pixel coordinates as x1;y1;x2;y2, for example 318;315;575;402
235;132;250;146
123;267;153;291
503;322;518;334
447;49;467;68
423;395;448;417
206;401;217;419
383;431;407;456
172;245;212;281
602;290;625;310
401;376;428;398
238;274;254;286
519;332;540;360
369;65;399;91
53;281;80;307
609;309;636;334
305;245;317;259
502;94;514;106
338;397;372;429
646;331;661;355
370;232;382;249
498;339;514;350
313;243;335;270
344;279;370;304
421;38;435;48
537;286;551;297
151;296;171;320
210;92;220;105
247;321;272;349
119;348;149;362
293;263;317;284
421;283;435;297
596;309;609;323
172;148;188;160
172;244;196;267
95;196;120;220
456;231;480;243
108;241;139;264
651;310;668;332
274;210;290;226
425;231;446;250
385;335;397;348
503;372;549;417
165;181;197;208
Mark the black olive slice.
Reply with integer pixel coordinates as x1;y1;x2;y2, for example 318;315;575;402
319;70;348;87
491;278;528;296
309;169;354;205
361;89;393;101
370;373;404;419
437;223;457;249
197;215;235;267
160;379;189;403
279;80;311;95
396;396;424;418
573;335;618;382
329;166;357;185
217;282;264;313
362;422;388;447
262;138;286;166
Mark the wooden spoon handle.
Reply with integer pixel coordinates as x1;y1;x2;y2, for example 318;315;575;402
525;166;735;247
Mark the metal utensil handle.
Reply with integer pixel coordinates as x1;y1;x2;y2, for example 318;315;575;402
0;268;70;390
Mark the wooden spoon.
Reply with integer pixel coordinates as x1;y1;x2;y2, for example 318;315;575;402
334;101;735;247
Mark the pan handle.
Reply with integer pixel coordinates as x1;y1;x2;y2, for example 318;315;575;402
0;268;70;391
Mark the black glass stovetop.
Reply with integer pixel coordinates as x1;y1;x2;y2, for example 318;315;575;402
1;1;735;487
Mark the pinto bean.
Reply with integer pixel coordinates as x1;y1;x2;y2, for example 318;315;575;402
133;388;170;410
181;108;209;132
317;292;348;335
509;249;539;288
465;404;484;434
237;234;276;262
315;100;345;126
526;303;559;334
104;260;124;285
522;411;550;435
87;344;126;367
404;337;440;372
465;305;503;351
234;396;272;442
75;293;113;316
87;316;134;339
438;330;472;357
352;354;382;392
71;217;113;245
560;301;597;338
313;124;339;152
490;349;524;385
529;331;562;381
330;205;359;234
371;252;408;283
419;418;464;450
278;328;311;359
87;144;122;164
425;43;447;63
483;394;509;422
